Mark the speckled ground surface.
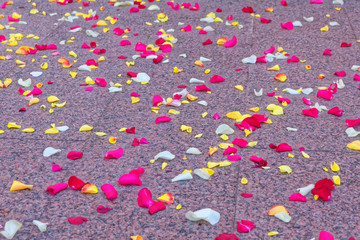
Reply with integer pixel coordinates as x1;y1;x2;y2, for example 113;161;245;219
0;0;359;239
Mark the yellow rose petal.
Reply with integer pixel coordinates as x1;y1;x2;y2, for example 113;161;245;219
347;140;360;150
22;128;35;133
330;162;340;172
241;177;248;185
79;124;93;132
278;165;292;174
95;132;107;137
333;175;340;185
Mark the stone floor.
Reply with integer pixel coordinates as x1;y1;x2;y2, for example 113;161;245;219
0;0;359;239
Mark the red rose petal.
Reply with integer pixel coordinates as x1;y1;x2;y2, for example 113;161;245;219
328;107;344;116
274;143;293;152
242;6;254;13
68;176;86;190
317;90;333;100
353;74;360;81
340;42;351;47
97;205;112;213
202;39;213;45
287;55;300;63
67;151;83;160
334;71;346;77
216;233;240;240
302;108;319;118
210;75;225;83
323;49;332;56
195;84;211;92
241;193;253;198
68;217;87;225
232;138;248;148
260;17;272;23
148;201;166;215
237;220;256;233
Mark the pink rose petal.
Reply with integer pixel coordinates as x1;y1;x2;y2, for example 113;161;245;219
104;148;123;159
101;184;118;200
281;22;293;30
227;155;242;161
264;46;275;54
319;231;334;240
224;36;237;48
155;116;172;124
288;193;307;202
52;164;63;172
137;188;155;208
47;183;68;195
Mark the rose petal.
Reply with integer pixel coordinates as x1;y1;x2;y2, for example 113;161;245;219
303;108;319;118
287;55;300;63
52;164;63;172
68;176;86;190
137;188;155;208
224;36;237;48
242;6;254;13
328;106;344;116
281;22;293;30
210;75;225;83
148;201;166;215
97;205;112;213
317;90;333;100
302;97;313;105
232;138;248;148
264;46;275;54
104;148;123;159
288;193;307;202
118;174;142;186
323;49;332;56
237;220;256;233
240;193;253;198
260;17;272;23
216;233;240;240
46;183;68;195
67;151;83;160
101;184;118;200
155;116;172;124
223;146;237;155
319;231;334;240
227;155;242;161
68;217;87;225
334;71;346;77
